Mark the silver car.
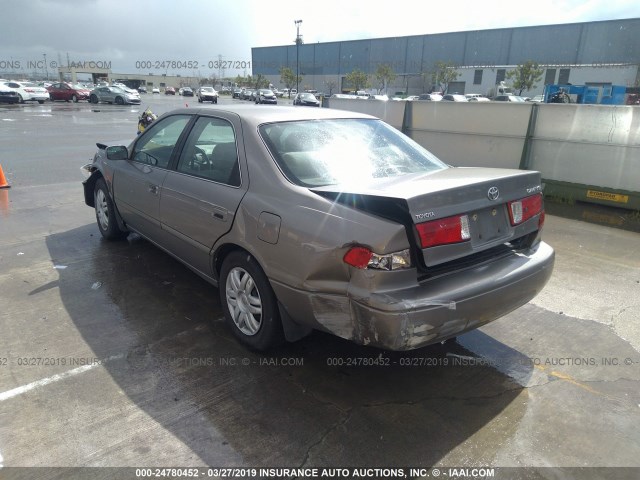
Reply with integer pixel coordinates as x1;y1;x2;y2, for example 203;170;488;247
82;105;554;351
89;86;141;105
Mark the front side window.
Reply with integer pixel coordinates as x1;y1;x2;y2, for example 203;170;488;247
176;117;240;186
260;119;448;187
132;115;190;169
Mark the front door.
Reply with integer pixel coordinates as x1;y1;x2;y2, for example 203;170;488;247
112;114;191;239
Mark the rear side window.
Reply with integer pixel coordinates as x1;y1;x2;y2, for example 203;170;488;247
176;117;240;186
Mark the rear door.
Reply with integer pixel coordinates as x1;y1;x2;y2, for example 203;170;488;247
160;114;246;275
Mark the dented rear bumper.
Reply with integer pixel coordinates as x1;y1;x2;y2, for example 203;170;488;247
273;241;555;351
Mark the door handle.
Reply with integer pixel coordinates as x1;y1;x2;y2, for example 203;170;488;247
148;184;159;195
211;206;227;221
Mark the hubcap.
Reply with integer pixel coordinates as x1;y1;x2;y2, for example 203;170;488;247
226;267;262;336
95;189;109;231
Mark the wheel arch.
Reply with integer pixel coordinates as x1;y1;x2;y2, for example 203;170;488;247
85;171;128;233
212;242;312;342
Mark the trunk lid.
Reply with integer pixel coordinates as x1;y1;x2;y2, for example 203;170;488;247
311;167;544;267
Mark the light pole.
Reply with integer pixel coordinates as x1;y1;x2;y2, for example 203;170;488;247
43;53;48;81
294;19;302;96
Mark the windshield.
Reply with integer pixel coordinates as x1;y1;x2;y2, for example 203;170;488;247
260;119;447;187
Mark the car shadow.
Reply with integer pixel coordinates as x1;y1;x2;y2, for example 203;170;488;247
46;224;533;467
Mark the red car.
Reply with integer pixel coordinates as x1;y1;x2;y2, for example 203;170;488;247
47;82;91;102
165;87;176;95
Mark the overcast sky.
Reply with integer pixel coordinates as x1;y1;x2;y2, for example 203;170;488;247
1;0;639;77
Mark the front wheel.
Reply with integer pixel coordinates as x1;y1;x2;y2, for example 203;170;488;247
38;100;45;104
115;96;124;105
71;95;78;103
94;178;127;240
90;94;98;104
219;251;284;351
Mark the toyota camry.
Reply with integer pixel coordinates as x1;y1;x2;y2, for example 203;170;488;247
82;105;554;351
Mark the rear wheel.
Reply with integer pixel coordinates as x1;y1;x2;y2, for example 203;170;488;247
71;94;78;103
18;94;24;104
94;178;126;240
38;100;44;104
90;94;98;104
219;251;284;351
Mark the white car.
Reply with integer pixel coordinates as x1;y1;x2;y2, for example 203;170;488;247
152;87;160;94
465;93;490;102
2;81;50;104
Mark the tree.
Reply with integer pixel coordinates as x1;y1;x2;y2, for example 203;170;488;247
279;66;298;97
429;61;461;94
374;63;396;95
325;80;337;96
506;60;544;95
345;69;370;93
253;74;269;90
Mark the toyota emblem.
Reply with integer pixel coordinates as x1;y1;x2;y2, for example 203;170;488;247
487;186;500;201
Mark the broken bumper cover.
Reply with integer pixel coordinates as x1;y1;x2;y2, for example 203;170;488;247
274;241;555;350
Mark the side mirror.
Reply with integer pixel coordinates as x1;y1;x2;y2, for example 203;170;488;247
106;145;128;160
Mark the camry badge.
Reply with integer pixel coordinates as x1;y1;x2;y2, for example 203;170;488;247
487;186;500;201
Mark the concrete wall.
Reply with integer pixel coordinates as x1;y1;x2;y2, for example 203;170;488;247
323;97;640;209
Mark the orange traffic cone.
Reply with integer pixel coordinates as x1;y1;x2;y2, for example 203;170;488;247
0;163;10;189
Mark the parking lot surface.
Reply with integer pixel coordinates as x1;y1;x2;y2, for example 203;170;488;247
0;99;639;478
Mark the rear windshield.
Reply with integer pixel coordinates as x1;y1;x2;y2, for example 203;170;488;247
259;118;447;187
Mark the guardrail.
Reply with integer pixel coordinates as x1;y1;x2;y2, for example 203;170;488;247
324;97;640;210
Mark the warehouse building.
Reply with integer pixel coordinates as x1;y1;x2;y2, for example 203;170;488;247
251;18;640;96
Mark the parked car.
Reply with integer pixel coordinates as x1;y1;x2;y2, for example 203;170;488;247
1;81;50;104
242;89;254;100
417;94;443;101
465;93;490;102
152;87;160;94
442;94;468;102
138;86;148;94
255;89;277;104
178;88;185;96
293;92;320;107
47;82;91;102
197;87;218;103
165;87;176;95
81;106;554;351
89;86;141;105
494;95;527;102
0;84;20;104
232;88;243;99
182;87;194;97
527;95;545;103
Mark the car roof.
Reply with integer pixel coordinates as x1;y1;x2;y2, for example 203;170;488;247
162;105;376;126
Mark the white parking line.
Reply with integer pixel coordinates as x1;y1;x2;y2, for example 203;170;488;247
0;354;124;402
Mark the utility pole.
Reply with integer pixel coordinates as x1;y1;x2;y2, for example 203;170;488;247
294;19;303;96
43;53;48;81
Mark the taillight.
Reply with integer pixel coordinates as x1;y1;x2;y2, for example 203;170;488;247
508;194;543;226
343;247;411;270
416;215;470;248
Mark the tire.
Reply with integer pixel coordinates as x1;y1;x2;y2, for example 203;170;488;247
94;178;126;240
213;98;217;104
115;96;124;105
198;97;202;103
90;94;98;104
38;100;44;104
219;251;284;351
18;94;24;104
71;95;78;103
